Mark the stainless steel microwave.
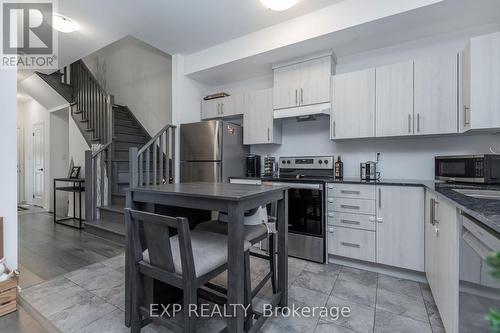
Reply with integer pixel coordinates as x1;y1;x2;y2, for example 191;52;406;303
435;155;500;183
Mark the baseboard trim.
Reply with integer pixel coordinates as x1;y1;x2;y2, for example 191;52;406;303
328;255;427;283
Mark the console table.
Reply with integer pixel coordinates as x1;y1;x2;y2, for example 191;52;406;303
53;178;85;229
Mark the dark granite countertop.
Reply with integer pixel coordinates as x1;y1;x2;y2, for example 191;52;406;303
230;176;500;234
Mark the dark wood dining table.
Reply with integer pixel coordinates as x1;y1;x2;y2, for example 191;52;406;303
124;182;289;332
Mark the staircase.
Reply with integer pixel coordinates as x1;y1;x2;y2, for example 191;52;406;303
83;105;152;243
41;59;175;244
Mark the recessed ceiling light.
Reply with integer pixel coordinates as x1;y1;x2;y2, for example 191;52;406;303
52;14;79;33
260;0;299;11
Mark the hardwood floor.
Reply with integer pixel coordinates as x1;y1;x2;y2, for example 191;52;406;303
18;210;124;287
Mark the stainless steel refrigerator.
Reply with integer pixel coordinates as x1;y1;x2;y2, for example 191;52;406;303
180;120;249;183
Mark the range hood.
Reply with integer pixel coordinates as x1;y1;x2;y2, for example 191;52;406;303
273;102;330;120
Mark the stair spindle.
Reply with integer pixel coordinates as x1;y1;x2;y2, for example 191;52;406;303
159;132;164;184
146;147;151;186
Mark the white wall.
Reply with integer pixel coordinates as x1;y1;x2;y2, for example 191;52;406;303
171;54;209;182
68;116;90;218
0;68;18;269
84;36;173;136
50;109;70;216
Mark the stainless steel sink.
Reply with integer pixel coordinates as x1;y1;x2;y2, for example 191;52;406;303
452;189;500;200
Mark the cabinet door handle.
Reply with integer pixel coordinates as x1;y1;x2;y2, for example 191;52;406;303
341;190;360;195
378;188;381;208
332;121;336;137
300;88;304;104
221;103;224;115
295;89;298;105
340;219;361;226
267;128;270;142
408;114;412;133
341;242;360;249
430;198;439;225
417;113;420;132
217;103;220;115
464;105;470;125
340;204;360;210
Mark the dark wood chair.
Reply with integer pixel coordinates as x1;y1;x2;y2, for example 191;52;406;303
125;208;252;333
194;204;278;300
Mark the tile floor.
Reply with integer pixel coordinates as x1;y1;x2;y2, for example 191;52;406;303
19;253;447;333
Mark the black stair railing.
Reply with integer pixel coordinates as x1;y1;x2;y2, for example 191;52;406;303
70;59;114;221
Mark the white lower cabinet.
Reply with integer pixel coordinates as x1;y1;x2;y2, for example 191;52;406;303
425;190;459;333
376;186;425;272
328;226;375;262
327;184;425;272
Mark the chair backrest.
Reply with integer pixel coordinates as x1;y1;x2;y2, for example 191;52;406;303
125;209;195;279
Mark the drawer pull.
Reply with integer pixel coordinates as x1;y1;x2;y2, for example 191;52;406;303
340;204;360;210
340;219;361;225
341;190;360;195
341;242;361;248
328;198;334;203
328;213;334;217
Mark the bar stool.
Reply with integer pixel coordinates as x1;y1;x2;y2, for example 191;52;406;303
194;205;278;298
125;208;252;333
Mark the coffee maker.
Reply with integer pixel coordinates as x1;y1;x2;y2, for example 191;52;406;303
246;154;261;177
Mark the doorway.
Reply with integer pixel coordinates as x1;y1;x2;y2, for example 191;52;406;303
32;122;45;207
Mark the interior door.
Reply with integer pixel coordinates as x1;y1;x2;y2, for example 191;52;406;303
17;127;23;203
375;61;414;137
33;123;45;207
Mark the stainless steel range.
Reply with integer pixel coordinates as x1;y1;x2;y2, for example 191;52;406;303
262;156;335;263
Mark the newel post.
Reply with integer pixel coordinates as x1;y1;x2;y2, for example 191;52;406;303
129;147;138;188
84;150;93;221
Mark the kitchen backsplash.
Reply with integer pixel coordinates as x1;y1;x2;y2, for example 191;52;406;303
250;117;500;180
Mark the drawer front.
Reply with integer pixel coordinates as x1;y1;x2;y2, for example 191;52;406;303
328;226;375;262
0;288;16;306
326;184;376;200
327;211;376;231
327;197;376;215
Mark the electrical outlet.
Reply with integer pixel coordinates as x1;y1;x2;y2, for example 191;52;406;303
376;152;382;162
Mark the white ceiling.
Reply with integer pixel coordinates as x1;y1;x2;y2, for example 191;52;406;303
52;0;343;67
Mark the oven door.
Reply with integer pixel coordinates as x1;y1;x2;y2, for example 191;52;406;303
263;182;324;237
435;156;479;182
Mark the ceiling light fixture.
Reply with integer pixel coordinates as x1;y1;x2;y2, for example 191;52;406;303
52;14;79;33
260;0;299;11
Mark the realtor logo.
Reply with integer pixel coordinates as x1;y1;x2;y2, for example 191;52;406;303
1;1;58;69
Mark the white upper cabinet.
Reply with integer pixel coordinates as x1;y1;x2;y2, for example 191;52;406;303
243;88;281;145
201;94;245;120
273;54;332;110
375;61;414;137
299;56;332;106
331;68;375;139
462;31;500;131
376;186;425;272
414;54;458;135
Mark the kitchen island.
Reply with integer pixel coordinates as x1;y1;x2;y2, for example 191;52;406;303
125;182;289;333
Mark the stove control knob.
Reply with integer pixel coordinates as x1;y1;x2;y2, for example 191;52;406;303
324;159;329;164
287;160;291;164
318;160;323;164
282;160;286;164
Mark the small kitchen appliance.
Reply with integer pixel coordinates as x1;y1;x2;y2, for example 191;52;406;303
435;154;500;183
263;156;277;177
360;161;380;181
246;154;261;177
